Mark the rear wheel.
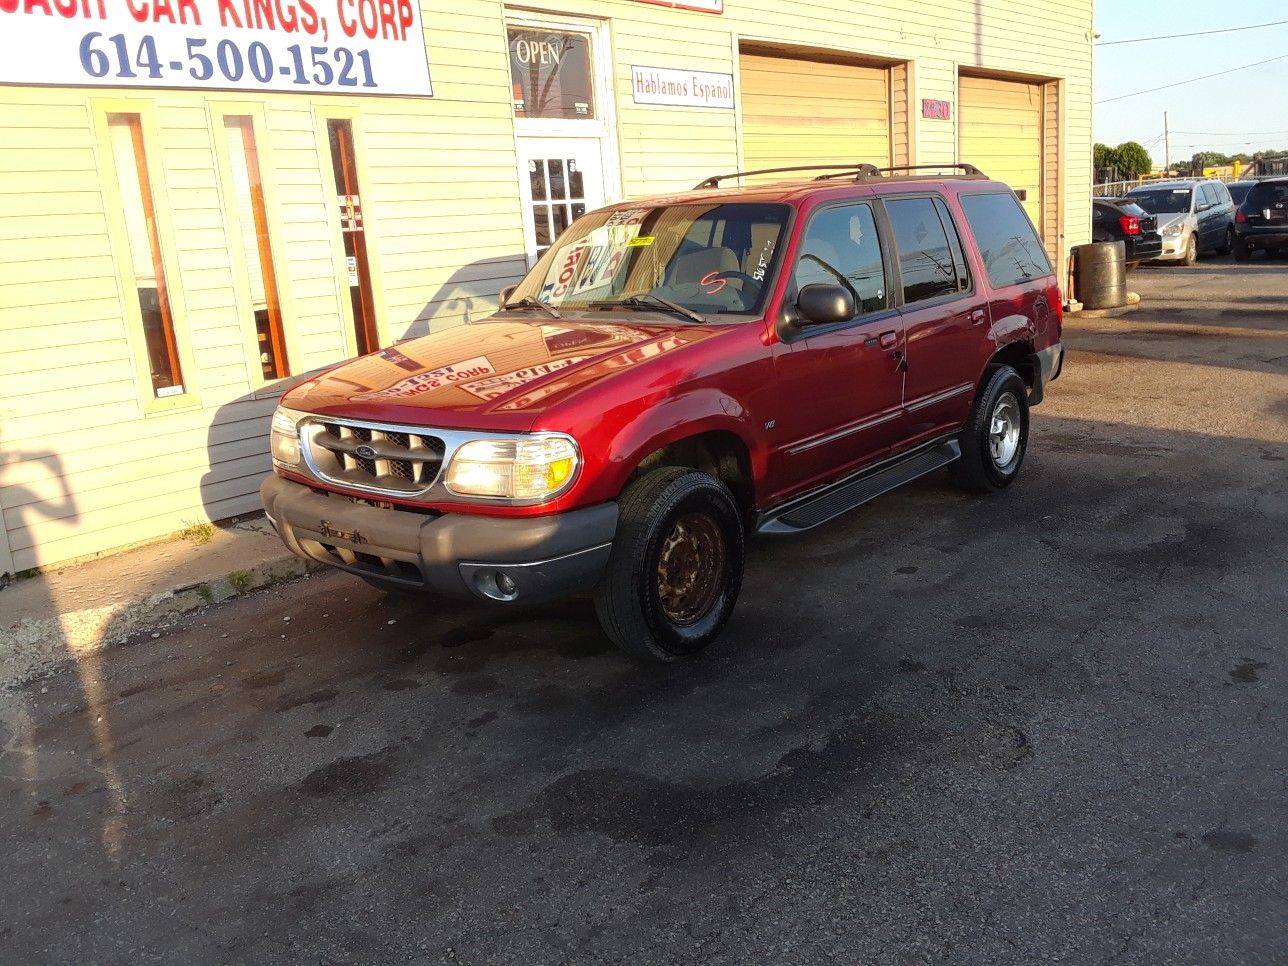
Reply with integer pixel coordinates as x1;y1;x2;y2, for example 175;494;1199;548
1219;226;1234;255
950;366;1030;494
1234;244;1252;263
594;467;744;663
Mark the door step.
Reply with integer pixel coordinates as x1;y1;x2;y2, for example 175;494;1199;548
757;440;961;535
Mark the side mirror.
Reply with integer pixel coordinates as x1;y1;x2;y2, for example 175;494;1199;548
796;283;856;327
498;284;517;307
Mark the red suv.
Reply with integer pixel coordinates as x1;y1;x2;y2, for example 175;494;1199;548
262;164;1063;662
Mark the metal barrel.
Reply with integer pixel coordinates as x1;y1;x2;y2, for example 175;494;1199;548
1073;241;1127;310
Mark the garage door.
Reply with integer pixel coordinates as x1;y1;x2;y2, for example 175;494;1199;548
739;51;891;177
959;74;1044;232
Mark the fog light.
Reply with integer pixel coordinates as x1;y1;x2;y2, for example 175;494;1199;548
496;572;517;597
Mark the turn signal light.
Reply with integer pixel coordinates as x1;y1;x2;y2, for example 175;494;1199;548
1119;215;1141;236
1236;208;1249;224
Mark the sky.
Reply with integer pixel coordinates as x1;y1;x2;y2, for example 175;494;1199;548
1093;1;1288;168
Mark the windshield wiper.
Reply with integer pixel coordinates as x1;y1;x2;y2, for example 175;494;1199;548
618;293;708;324
504;296;561;320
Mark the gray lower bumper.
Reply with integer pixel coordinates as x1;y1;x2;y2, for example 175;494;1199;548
1028;342;1064;405
260;474;617;604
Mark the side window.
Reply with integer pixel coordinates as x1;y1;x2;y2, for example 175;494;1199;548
959;192;1054;289
1215;182;1232;205
107;112;185;399
792;203;888;316
1200;183;1218;208
884;197;960;305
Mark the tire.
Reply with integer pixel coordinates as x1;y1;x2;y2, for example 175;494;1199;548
594;466;744;663
949;365;1030;494
1234;244;1251;263
1219;226;1234;255
1182;233;1198;267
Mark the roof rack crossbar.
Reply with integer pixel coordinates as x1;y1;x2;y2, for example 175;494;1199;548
693;163;883;189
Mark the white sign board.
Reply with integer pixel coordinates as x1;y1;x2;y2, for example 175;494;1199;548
0;0;433;96
631;65;734;110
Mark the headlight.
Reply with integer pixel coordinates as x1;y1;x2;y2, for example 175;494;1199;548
445;436;579;501
1162;222;1185;236
270;406;304;466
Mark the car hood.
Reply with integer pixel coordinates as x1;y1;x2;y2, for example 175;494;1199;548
283;316;720;430
1155;212;1194;232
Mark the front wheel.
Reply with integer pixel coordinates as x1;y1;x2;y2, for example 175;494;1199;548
950;365;1030;494
594;467;744;663
1182;233;1199;267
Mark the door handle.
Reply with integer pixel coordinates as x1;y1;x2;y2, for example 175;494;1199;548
879;330;898;349
969;308;987;324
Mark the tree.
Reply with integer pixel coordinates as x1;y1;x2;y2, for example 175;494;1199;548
1191;150;1229;172
1094;142;1118;171
1114;141;1152;178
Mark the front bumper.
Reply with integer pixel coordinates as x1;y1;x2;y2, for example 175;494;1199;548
1154;233;1190;261
261;474;617;603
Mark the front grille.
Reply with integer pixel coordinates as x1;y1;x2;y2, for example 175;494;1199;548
305;420;446;495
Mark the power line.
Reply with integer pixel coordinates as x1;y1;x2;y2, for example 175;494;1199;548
1174;129;1288;136
1096;53;1288;104
1097;18;1288;46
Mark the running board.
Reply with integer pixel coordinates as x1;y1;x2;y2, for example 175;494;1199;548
756;440;961;535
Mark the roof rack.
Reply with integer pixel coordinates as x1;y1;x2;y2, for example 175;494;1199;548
878;163;986;178
693;162;987;190
693;163;882;189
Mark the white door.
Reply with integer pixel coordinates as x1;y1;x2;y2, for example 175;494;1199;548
516;137;605;266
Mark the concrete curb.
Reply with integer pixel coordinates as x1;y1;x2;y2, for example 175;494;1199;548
0;553;323;692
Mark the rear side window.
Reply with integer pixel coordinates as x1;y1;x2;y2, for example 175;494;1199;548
884;196;964;304
1200;183;1219;207
960;192;1053;289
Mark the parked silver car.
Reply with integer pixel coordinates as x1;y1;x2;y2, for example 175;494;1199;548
1124;179;1235;266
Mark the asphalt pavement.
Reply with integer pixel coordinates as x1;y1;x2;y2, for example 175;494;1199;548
2;257;1286;964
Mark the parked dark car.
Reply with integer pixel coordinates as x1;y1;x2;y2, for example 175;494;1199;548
1092;197;1162;267
1125;179;1235;265
1234;177;1288;261
1227;181;1257;207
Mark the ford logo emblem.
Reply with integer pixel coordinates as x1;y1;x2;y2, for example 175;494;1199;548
355;444;377;460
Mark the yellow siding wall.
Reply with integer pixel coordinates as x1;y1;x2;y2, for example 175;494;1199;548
0;0;1093;572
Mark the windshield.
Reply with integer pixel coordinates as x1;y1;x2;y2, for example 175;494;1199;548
1127;188;1193;215
507;203;791;318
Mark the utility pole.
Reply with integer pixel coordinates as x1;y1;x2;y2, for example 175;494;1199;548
1164;111;1170;174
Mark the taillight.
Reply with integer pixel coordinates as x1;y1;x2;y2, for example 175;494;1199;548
1236;208;1249;224
1119;215;1141;236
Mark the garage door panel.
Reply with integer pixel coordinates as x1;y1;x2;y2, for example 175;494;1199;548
960;75;1042;230
740;51;892;177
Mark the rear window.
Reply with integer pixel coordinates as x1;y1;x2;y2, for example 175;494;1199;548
1115;202;1148;218
1248;181;1288;207
959;192;1053;289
